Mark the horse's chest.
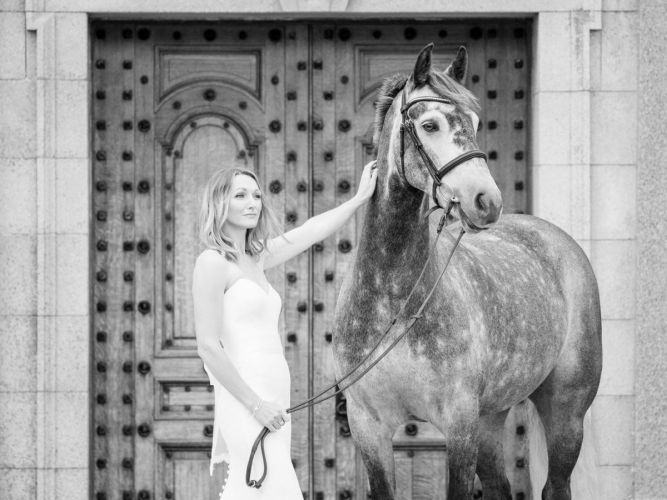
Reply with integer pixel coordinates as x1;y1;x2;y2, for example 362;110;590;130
334;289;471;383
334;324;477;423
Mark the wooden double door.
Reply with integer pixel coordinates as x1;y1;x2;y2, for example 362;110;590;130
91;20;531;500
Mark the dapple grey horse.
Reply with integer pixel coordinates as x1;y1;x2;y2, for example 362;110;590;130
333;44;601;500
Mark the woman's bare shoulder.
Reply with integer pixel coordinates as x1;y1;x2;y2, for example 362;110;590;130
193;249;231;288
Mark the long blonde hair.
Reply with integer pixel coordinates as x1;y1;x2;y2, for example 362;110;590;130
198;168;282;261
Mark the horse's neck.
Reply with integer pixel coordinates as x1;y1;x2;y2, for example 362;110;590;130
355;98;433;290
356;172;431;286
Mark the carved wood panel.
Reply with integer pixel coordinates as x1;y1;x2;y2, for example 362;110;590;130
92;19;531;500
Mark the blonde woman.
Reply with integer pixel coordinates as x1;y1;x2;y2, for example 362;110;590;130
193;161;377;499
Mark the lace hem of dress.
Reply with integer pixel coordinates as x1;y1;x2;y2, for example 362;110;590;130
210;451;231;476
211;452;231;500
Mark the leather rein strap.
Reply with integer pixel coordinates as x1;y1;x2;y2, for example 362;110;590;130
245;88;484;489
399;89;487;209
246;213;464;488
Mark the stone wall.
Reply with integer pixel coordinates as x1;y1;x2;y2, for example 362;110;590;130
636;0;667;496
0;4;91;499
589;2;638;498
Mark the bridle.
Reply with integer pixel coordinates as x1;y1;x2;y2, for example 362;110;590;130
244;86;484;489
398;87;487;211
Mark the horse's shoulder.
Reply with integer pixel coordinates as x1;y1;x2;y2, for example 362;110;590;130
489;215;592;273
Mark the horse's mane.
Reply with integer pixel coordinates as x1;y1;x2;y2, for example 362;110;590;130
373;70;481;146
373;74;408;146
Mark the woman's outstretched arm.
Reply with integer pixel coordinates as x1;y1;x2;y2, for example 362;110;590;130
264;160;377;270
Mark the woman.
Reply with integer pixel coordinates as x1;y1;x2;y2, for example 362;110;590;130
192;160;377;498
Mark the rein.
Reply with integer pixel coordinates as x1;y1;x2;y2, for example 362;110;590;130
245;87;485;489
246;209;464;488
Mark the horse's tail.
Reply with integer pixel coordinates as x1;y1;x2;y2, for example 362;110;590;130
527;402;599;499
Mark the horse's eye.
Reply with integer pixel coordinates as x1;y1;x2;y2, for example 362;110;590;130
422;122;439;133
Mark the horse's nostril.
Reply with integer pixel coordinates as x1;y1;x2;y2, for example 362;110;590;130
475;192;488;214
483;196;502;225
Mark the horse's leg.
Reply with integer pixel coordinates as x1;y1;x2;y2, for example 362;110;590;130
529;374;595;500
529;292;601;500
346;398;397;500
446;419;479;498
434;401;480;499
476;409;512;500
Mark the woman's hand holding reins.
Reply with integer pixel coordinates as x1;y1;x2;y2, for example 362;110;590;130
251;399;290;432
354;160;378;204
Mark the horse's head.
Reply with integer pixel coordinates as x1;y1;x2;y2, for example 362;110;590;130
376;43;502;231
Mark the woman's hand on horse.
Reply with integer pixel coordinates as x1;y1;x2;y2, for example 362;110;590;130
253;399;290;432
354;160;378;204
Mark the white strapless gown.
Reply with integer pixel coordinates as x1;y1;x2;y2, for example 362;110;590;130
203;278;303;499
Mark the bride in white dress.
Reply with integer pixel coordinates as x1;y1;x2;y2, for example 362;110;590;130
192;162;377;499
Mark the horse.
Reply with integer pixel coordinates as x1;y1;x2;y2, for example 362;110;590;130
333;44;602;500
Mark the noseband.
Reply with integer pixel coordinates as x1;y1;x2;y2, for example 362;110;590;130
399;88;487;209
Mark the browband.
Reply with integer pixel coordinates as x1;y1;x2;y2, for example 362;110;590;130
401;96;453;114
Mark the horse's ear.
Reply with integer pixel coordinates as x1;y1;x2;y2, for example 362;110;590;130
445;46;468;84
412;43;434;86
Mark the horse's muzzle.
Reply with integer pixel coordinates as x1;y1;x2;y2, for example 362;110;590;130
455;189;502;232
473;189;502;226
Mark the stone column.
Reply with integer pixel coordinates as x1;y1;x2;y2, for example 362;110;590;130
636;0;667;496
0;5;91;499
0;4;39;498
31;10;91;499
588;2;639;498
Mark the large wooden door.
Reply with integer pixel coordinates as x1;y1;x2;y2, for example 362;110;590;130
91;20;531;500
